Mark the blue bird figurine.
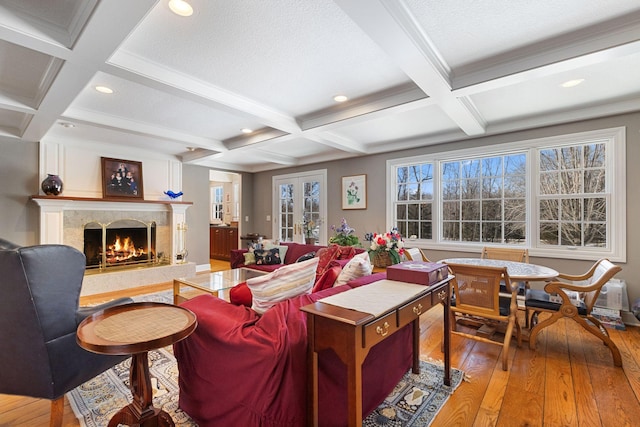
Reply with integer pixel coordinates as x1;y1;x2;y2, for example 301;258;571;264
164;190;183;199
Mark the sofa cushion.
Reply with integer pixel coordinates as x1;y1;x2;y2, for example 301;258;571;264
229;281;252;307
282;242;324;264
243;252;256;265
296;251;316;262
254;248;281;265
315;245;342;280
247;257;319;314
311;262;342;293
334;244;357;260
334;251;373;287
264;243;288;264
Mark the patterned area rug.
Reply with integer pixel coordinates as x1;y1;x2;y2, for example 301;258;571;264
364;359;465;426
68;291;465;426
67;347;195;427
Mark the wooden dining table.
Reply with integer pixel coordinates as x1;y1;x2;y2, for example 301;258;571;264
439;258;559;283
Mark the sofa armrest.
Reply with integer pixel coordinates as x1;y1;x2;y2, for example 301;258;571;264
230;249;249;268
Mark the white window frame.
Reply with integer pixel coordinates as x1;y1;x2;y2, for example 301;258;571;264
210;185;224;224
386;127;626;262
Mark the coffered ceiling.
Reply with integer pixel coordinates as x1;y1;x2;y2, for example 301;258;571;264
1;0;640;172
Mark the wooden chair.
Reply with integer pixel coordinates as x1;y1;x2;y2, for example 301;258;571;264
447;263;521;371
404;247;430;262
482;246;530;326
481;246;529;263
525;258;623;366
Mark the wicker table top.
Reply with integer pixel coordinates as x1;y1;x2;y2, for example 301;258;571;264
77;302;197;355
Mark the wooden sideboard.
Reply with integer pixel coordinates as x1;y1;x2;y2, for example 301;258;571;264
209;225;238;260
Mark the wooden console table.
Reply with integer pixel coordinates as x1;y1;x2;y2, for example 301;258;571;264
301;277;452;427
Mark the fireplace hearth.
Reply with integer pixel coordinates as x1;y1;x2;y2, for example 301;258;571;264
32;196;195;296
84;219;159;270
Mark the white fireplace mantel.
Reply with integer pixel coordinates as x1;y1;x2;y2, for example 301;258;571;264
31;196;192;265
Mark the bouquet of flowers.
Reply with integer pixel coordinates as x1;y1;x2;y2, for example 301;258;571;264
328;218;361;247
365;228;405;266
302;215;321;238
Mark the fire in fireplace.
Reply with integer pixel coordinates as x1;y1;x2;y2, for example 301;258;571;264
84;219;157;270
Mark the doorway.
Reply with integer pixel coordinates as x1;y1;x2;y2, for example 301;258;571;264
272;170;327;244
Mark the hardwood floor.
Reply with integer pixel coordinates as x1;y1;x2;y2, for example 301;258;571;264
2;262;640;426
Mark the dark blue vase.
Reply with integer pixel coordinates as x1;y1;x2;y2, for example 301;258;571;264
41;174;63;196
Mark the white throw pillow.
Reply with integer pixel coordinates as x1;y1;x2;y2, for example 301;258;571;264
334;251;373;287
247;257;319;314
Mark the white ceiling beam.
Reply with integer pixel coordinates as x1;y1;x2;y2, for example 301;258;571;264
104;52;301;135
452;40;640;98
0;11;71;60
452;12;640;90
334;0;486;136
303;131;368;154
20;0;158;142
61;108;226;151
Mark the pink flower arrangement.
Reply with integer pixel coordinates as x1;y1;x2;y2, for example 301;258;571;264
366;228;405;264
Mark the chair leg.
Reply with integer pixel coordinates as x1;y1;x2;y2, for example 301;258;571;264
528;310;563;350
575;315;623;367
50;396;64;427
501;316;516;371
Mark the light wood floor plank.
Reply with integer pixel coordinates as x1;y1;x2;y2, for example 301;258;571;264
2;261;640;427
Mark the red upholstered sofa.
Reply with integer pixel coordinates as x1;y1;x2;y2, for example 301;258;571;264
230;241;366;272
230;242;325;271
173;272;413;427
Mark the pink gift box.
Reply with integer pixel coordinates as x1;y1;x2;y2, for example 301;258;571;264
387;261;448;286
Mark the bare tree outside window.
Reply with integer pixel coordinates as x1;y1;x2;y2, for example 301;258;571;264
395;164;433;239
539;143;607;248
388;127;623;259
442;154;526;244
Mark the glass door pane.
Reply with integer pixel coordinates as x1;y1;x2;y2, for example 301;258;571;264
273;171;326;244
278;183;294;242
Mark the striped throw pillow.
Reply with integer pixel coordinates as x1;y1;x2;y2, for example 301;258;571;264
247;257;320;314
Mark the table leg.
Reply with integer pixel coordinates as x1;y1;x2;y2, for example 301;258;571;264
412;318;420;374
173;280;179;304
441;286;451;386
346;355;363;427
108;352;175;427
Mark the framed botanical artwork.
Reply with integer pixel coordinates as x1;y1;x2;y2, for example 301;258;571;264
342;174;367;209
101;157;144;199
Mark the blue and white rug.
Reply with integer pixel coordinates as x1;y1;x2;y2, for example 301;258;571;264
69;291;465;426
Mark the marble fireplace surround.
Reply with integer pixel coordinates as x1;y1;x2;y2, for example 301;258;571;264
31;196;195;296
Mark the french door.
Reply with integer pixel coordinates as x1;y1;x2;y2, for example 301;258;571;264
273;170;327;244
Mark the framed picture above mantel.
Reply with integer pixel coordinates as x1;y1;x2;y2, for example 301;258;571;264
101;157;144;200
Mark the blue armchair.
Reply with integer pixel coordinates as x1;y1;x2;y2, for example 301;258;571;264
0;238;133;426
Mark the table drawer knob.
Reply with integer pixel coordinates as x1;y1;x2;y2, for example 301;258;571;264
412;304;423;316
376;322;390;337
438;290;447;301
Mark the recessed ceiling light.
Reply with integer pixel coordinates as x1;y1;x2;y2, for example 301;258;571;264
333;95;348;103
241;128;253;134
169;0;193;16
59;122;75;128
561;79;585;88
186;147;196;152
95;85;113;94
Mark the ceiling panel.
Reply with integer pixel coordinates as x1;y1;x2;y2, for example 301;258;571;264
471;52;640;123
1;0;640;172
113;0;410;116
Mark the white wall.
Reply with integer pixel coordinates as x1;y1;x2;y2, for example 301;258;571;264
39;139;183;200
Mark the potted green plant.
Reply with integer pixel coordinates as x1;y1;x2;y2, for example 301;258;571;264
328;218;361;247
